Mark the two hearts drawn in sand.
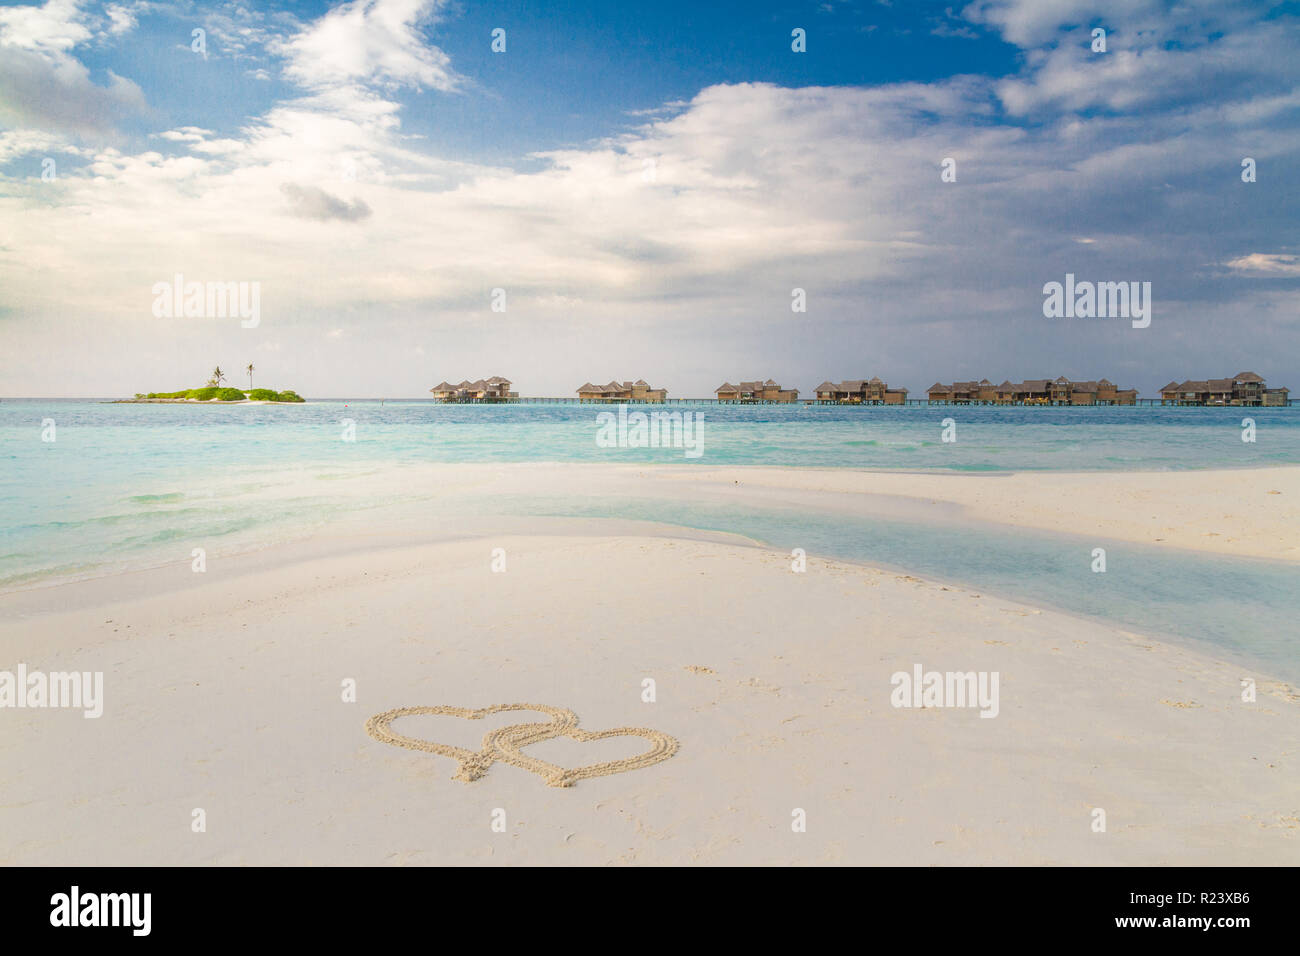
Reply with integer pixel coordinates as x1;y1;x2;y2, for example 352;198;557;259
365;703;678;788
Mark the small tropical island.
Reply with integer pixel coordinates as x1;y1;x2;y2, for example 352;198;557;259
116;364;305;403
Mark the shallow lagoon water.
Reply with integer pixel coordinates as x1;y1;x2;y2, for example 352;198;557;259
488;493;1300;685
2;399;1297;680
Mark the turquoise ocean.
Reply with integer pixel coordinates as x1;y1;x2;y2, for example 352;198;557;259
2;400;1297;680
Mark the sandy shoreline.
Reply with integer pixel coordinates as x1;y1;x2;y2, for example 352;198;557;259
2;513;1296;864
640;464;1300;562
4;464;1296;604
2;464;1296;864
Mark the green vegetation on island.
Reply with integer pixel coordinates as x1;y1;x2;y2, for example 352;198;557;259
126;364;305;403
131;387;304;402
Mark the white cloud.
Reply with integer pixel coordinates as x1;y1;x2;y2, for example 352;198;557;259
0;47;145;132
279;0;459;92
0;74;1252;326
994;18;1300;116
0;0;93;53
280;182;372;221
0;0;1297;396
102;1;143;36
0;0;145;133
157;127;213;143
196;1;301;61
1225;254;1300;277
960;0;1162;47
0;129;86;164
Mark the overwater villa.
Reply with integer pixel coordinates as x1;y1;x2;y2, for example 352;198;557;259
716;379;799;403
1158;372;1289;406
576;379;668;403
430;377;517;402
813;378;908;404
927;376;1138;405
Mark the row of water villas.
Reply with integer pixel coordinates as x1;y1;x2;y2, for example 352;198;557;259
571;377;903;404
427;377;868;404
1158;373;1289;407
429;377;517;402
429;372;1291;406
926;377;1138;406
715;378;911;404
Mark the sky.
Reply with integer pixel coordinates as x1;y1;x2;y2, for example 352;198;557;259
0;0;1297;398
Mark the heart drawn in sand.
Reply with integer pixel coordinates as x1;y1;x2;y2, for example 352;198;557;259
488;721;679;788
365;703;576;782
365;703;678;787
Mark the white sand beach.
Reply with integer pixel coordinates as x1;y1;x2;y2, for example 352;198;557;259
1;465;1297;865
643;464;1300;562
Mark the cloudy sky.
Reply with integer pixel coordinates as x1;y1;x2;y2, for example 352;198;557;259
1;0;1297;398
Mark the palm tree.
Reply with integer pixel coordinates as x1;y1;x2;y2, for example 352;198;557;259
212;366;225;387
246;363;255;390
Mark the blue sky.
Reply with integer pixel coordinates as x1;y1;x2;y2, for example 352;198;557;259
1;0;1298;397
62;1;1026;163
